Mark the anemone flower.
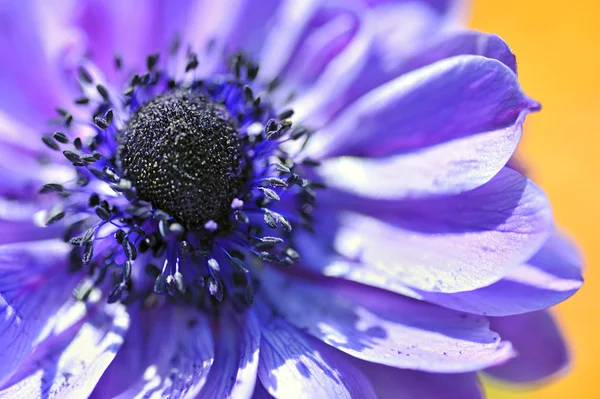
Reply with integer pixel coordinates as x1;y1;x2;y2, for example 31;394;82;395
0;1;583;398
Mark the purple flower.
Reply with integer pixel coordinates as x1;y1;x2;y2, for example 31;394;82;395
0;1;583;398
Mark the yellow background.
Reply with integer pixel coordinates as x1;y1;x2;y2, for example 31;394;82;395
471;2;600;398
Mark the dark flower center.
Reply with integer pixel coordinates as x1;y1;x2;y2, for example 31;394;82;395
39;49;319;307
117;90;244;229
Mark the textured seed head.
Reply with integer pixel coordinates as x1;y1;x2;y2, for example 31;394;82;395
117;90;244;229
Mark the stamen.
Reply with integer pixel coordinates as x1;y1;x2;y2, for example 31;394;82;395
38;46;320;311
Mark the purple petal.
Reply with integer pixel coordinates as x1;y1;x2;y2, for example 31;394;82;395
221;0;282;57
0;144;45;199
485;310;569;384
400;30;518;75
0;303;129;398
0;111;47;154
256;305;377;399
507;155;529;176
323;231;582;316
187;0;367;87
255;0;325;81
0;200;62;245
262;269;514;372
275;3;363;88
412;231;583;316
303;55;538;160
144;0;286;78
252;380;275;399
0;111;73;200
316;112;525;199
256;0;372;87
94;306;214;399
352;359;483;399
325;168;552;293
74;0;190;81
162;0;253;75
0;240;77;385
363;0;466;17
0;0;82;124
199;309;261;399
291;0;467;126
0;143;74;200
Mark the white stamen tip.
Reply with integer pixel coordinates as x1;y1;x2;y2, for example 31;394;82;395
231;198;244;209
204;220;218;231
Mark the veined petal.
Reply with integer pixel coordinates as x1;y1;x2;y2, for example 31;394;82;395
199;309;261;399
293;0;467;127
352;359;483;399
256;303;377;399
0;240;77;385
413;232;583;316
322;231;582;316
326;168;552;293
168;0;257;76
0;303;129;399
262;269;514;373
303;55;537;160
316;112;524;199
96;306;214;399
485;311;570;384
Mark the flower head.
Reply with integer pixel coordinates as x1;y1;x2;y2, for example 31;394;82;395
0;1;583;398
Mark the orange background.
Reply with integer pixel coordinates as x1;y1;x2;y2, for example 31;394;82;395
471;1;600;398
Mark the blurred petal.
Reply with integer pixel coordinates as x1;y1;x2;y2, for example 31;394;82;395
0;110;47;154
293;0;467;126
95;306;214;399
275;3;362;88
363;0;466;20
255;0;324;81
183;0;367;85
256;306;377;399
0;240;76;385
74;0;191;80
263;270;514;372
0;111;74;200
251;380;275;399
326;168;552;293
353;359;483;399
0;0;83;124
0;200;61;245
174;0;285;76
312;33;524;201
0;303;129;398
0;142;58;199
303;55;537;160
220;0;282;56
485;311;570;384
199;309;261;399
